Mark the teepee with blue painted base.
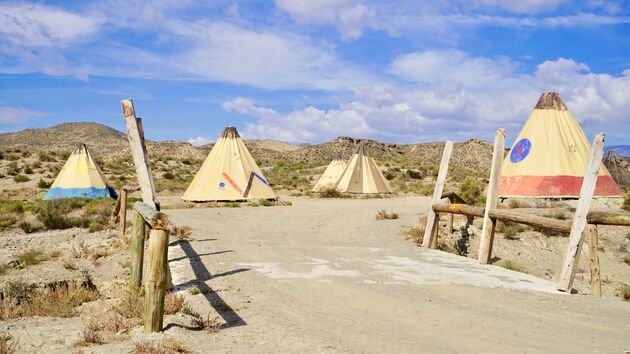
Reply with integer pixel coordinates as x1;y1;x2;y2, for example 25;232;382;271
182;126;276;201
44;144;117;200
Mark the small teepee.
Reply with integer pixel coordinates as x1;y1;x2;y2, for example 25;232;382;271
499;92;622;198
312;154;347;192
44;144;116;200
335;144;392;194
182;126;276;201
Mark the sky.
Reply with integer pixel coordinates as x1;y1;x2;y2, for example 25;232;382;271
0;0;629;147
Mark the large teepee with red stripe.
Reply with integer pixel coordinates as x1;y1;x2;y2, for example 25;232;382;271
498;92;622;198
182;127;276;201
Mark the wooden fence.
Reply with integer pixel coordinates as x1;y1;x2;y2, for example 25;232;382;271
423;129;630;296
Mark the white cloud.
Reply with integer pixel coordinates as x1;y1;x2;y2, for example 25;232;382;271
275;0;371;40
468;0;567;14
187;136;213;146
0;3;103;47
0;104;45;124
224;52;630;143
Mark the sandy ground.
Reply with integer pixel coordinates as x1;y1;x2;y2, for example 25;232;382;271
161;196;630;353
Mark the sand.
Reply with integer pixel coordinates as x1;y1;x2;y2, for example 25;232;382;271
162;196;630;353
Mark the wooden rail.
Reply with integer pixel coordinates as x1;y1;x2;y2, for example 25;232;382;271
423;129;627;297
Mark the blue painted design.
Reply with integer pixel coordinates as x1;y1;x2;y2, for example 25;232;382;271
219;182;225;187
510;138;532;163
44;187;117;200
252;172;269;186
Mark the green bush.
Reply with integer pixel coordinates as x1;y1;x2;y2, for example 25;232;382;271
163;171;175;180
37;179;51;188
13;174;29;183
0;215;16;231
318;187;342;198
23;165;33;174
406;170;423;179
458;176;484;206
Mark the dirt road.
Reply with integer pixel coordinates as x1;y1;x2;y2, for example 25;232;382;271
166;196;630;353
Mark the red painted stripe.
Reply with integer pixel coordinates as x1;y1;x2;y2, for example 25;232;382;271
499;175;622;198
222;172;243;196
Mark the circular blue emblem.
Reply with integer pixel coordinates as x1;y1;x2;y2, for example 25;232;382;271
219;182;225;187
510;138;531;163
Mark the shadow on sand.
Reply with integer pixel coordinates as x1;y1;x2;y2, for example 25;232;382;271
174;240;249;328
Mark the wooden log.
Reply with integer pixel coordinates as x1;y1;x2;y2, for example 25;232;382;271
130;211;145;289
586;210;630;226
487;209;572;233
558;133;605;292
587;225;601;297
119;189;128;236
422;141;454;248
144;228;169;332
479;128;506;264
133;201;169;230
447;212;454;234
432;203;485;218
123;185;141;193
431;213;439;249
121;99;158;210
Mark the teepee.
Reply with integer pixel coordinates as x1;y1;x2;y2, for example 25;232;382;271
182;126;276;201
312;154;347;192
499;92;622;198
335;144;392;194
44;144;116;200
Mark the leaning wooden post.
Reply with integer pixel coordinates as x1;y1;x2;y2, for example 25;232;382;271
144;228;169;332
119;189;128;236
587;224;601;297
558;133;605;292
422;141;454;248
431;213;439;249
121;99;158;210
478;128;506;264
129;211;145;289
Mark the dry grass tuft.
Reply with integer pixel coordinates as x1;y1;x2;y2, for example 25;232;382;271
0;284;99;320
375;209;399;220
102;310;139;336
190;312;221;334
0;332;17;354
498;260;528;274
164;293;186;315
132;338;191;354
169;225;193;241
75;319;104;347
14;249;46;269
115;288;144;319
617;283;630;301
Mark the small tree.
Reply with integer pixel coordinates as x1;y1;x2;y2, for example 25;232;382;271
458;176;483;205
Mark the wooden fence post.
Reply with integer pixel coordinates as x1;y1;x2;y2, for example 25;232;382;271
558;133;605;292
121;99;158;210
447;212;454;234
130;211;145;289
422;141;454;248
587;224;601;297
479;128;506;264
144;228;169;332
119;189;128;236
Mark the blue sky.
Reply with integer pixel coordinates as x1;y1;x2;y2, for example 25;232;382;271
0;0;629;146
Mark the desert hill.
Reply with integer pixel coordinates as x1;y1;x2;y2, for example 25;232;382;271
1;122;493;173
0;122;127;156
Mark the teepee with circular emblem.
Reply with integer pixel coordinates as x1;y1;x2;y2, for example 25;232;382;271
182;126;276;201
44;144;117;200
312;153;347;192
335;143;392;194
499;92;622;198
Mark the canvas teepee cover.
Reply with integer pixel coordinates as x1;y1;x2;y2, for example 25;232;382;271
312;154;347;192
335;144;392;194
499;92;622;198
182;126;276;201
44;144;116;200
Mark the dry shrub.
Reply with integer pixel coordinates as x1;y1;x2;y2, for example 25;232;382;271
400;215;426;246
191;312;221;334
617;283;630;301
132;339;192;354
318;187;342;198
163;338;192;354
164;293;186;315
22;285;99;318
15;249;46;269
0;332;17;354
75;318;104;347
497;221;525;240
115;288;144;319
169;225;192;241
102;310;139;336
375;209;399;220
